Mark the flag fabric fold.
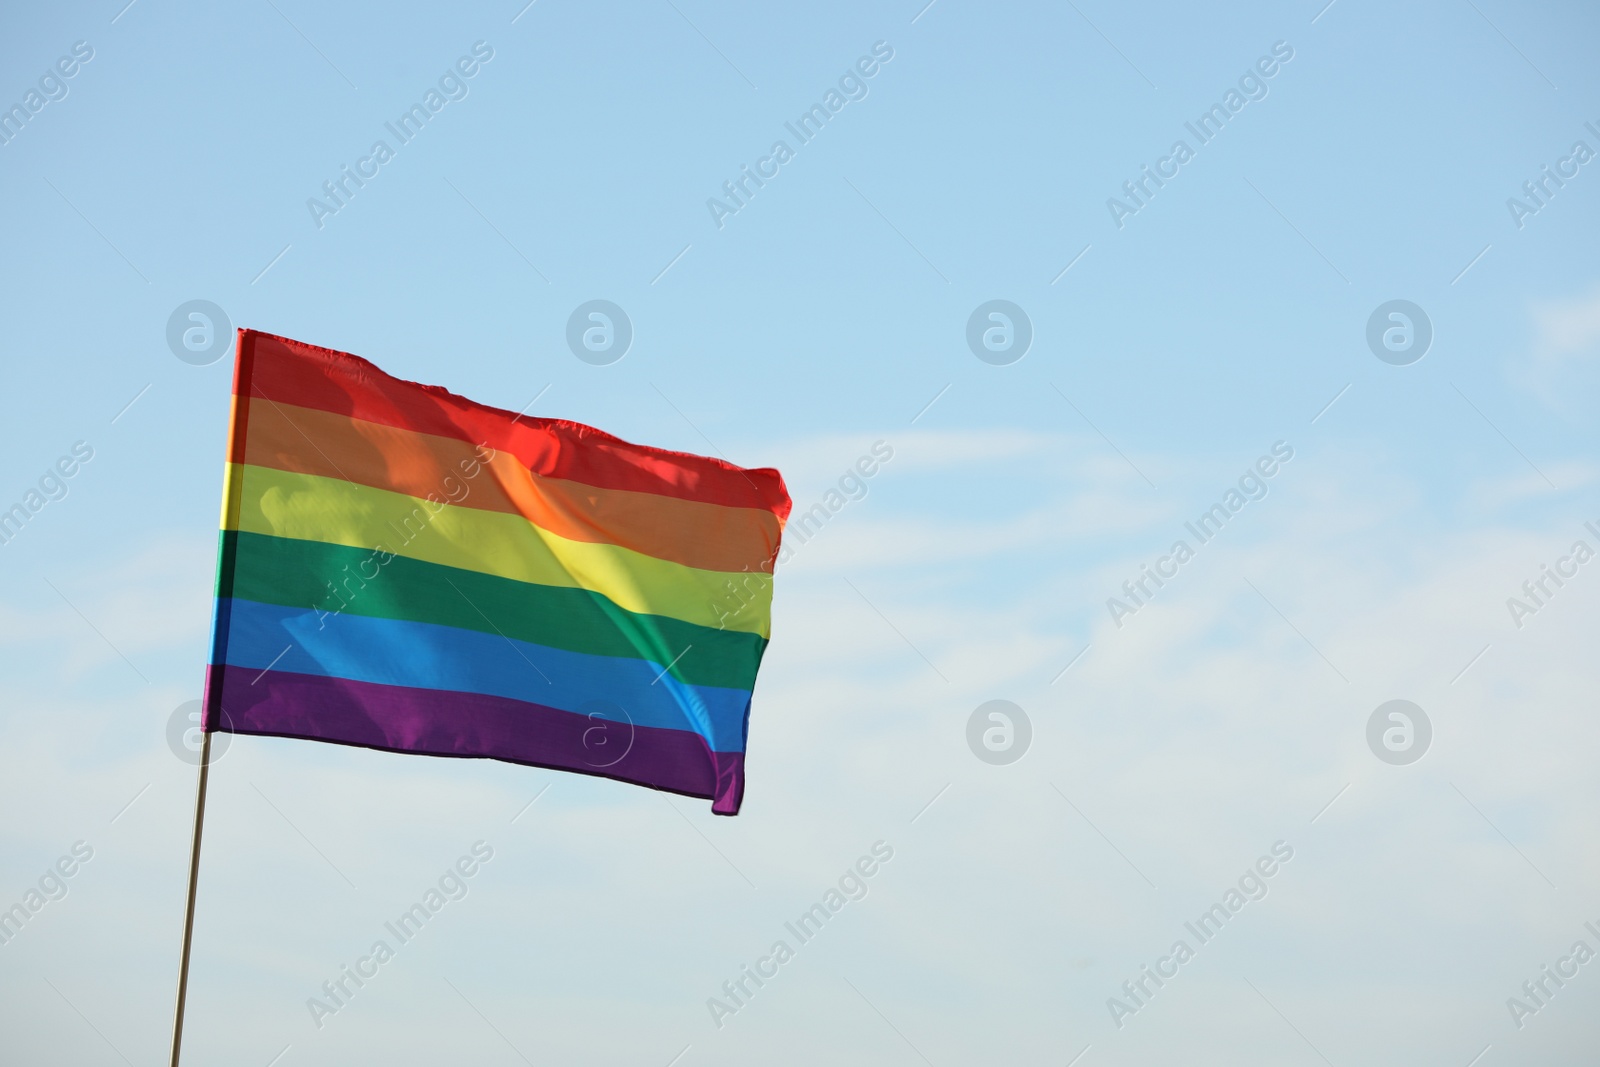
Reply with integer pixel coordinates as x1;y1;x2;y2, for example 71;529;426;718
202;329;788;814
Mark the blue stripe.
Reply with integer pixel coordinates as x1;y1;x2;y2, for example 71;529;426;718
217;598;750;752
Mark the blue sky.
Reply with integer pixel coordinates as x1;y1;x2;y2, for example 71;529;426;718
2;0;1599;1064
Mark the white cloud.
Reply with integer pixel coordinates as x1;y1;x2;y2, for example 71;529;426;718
2;434;1598;1065
1515;281;1600;411
1531;281;1600;363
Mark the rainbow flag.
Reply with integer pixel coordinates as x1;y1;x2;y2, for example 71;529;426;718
201;330;788;814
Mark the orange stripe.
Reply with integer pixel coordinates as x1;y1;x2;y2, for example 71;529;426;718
242;398;781;574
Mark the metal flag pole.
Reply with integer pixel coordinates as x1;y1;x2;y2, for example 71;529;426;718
168;729;213;1067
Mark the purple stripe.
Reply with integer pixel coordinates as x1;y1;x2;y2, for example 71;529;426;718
205;664;745;814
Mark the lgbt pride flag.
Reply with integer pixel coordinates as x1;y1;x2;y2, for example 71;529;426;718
201;330;788;814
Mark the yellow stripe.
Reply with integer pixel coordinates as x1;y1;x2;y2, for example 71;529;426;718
230;464;770;637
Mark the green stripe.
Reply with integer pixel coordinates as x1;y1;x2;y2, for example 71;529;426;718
224;530;766;691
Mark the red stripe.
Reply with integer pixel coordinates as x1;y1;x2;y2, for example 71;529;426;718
237;329;791;519
227;328;258;468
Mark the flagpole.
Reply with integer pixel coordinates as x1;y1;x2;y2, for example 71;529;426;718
168;729;213;1067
